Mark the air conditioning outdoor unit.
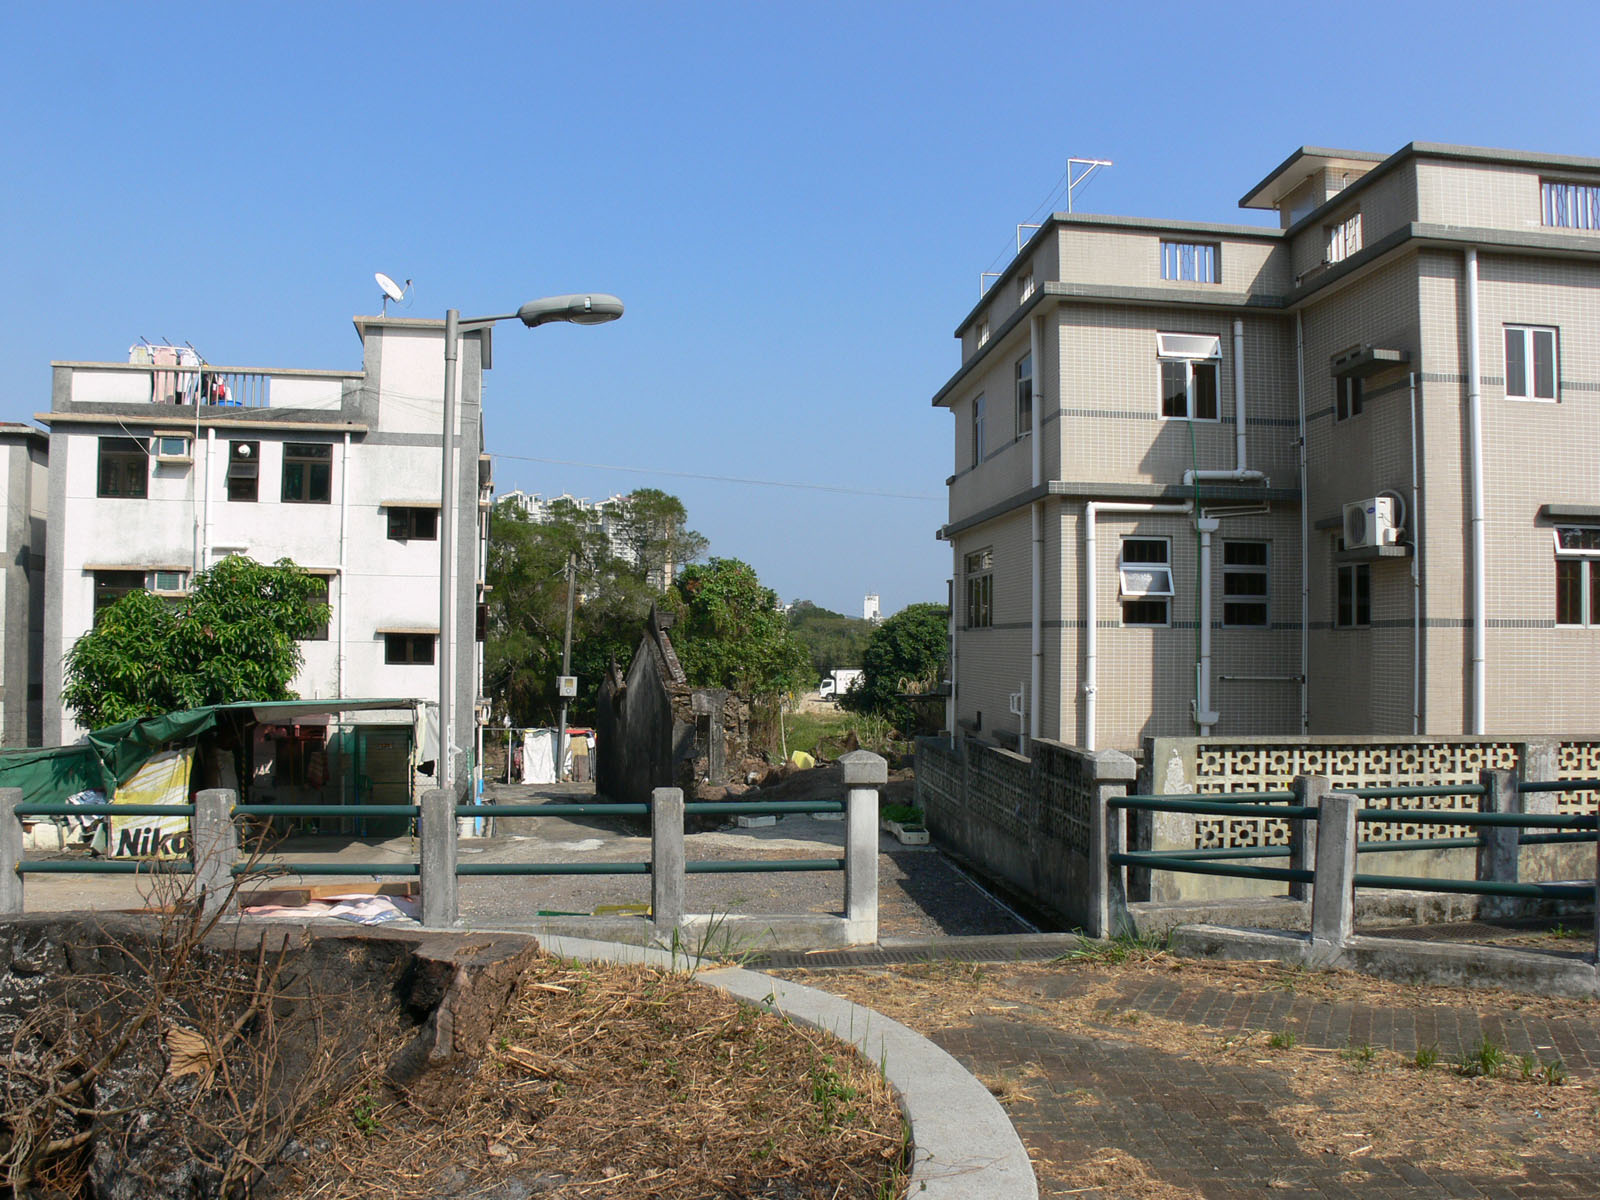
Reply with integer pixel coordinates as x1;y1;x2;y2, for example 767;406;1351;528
1343;496;1400;549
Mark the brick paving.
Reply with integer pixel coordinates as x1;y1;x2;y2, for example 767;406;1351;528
786;955;1600;1198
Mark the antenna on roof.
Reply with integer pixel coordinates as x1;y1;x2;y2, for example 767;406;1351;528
1065;157;1113;213
375;272;411;315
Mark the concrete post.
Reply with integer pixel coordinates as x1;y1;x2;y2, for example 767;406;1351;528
420;789;458;928
1087;749;1137;938
1289;775;1328;902
840;750;886;945
192;788;240;918
1477;768;1519;920
1310;791;1358;960
651;787;685;936
0;788;22;915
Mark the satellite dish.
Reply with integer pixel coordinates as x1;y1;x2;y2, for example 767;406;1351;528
375;272;409;314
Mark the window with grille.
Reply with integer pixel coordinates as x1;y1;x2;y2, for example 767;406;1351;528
1541;180;1600;230
1119;538;1173;626
1325;212;1362;263
1160;241;1218;283
97;437;148;499
1222;541;1268;627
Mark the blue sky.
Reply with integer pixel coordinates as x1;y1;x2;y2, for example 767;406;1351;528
4;2;1598;617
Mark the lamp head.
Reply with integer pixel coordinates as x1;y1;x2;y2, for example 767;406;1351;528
517;293;624;328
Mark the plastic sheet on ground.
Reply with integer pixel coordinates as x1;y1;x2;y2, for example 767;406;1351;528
242;893;419;925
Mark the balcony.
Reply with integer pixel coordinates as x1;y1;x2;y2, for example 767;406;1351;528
52;361;359;412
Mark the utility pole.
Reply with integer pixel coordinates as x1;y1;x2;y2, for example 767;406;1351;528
555;551;577;781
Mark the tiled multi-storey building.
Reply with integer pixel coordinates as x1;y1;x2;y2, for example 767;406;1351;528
935;142;1600;753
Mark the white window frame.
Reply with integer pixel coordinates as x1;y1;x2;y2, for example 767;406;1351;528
1542;180;1600;230
964;548;993;629
153;435;192;462
977;319;990;347
1326;212;1362;263
148;569;188;595
1156;333;1222;421
1014;352;1033;440
1018;272;1035;303
971;393;986;466
1554;527;1600;626
1159;240;1218;284
1504;325;1559;402
1221;540;1269;628
1119;537;1173;627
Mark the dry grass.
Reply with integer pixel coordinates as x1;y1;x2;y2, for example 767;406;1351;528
286;952;908;1199
775;955;1600;1197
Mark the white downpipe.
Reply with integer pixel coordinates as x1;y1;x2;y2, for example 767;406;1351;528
1464;249;1486;734
946;566;958;748
1028;315;1043;754
1183;319;1266;487
1194;516;1220;735
200;428;215;571
337;430;350;701
1295;313;1309;733
1408;372;1422;734
1083;500;1192;751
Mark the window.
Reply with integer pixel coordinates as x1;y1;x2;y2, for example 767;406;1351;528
387;507;439;541
1160;241;1218;283
149;570;188;594
1325;212;1362;263
1014;353;1033;439
1157;333;1220;420
1119;538;1173;626
1554;527;1600;626
154;435;191;461
93;570;146;619
227;441;260;502
977;320;990;347
1335;375;1364;421
1222;541;1269;627
303;578;329;641
1018;273;1035;302
964;548;993;628
971;393;986;466
1505;326;1558;401
384;632;435;665
282;442;332;503
1542;180;1600;230
1335;560;1371;628
97;437;148;498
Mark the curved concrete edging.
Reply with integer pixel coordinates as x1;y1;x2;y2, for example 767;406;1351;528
538;934;1038;1200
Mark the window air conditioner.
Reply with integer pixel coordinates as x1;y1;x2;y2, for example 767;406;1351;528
1343;496;1399;549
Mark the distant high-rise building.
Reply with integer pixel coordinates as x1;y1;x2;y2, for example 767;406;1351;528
864;593;881;622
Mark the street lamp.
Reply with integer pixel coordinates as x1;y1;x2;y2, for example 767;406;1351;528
437;294;623;801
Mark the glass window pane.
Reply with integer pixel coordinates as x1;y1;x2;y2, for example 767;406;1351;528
1355;565;1371;624
1161;361;1188;416
1224;541;1267;566
1534;329;1556;399
1506;329;1527;397
1192;362;1218;419
1557;559;1582;624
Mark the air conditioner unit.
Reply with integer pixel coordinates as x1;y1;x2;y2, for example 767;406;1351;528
1343;496;1400;549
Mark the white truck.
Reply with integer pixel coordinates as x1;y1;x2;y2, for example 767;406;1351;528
817;668;863;701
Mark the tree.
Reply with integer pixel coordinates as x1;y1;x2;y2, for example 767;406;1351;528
842;602;949;732
786;600;874;677
664;559;813;695
62;556;330;729
605;488;708;589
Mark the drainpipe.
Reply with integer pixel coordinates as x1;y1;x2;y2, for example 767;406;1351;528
1183;319;1267;487
946;565;957;749
1028;314;1043;754
1464;249;1486;734
1194;515;1220;735
200;428;215;571
1083;500;1193;751
337;430;350;701
1408;372;1422;734
1296;313;1309;733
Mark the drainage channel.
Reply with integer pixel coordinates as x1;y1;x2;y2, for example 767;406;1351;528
746;931;1084;971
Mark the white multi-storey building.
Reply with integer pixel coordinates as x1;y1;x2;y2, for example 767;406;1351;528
0;423;48;747
39;315;492;798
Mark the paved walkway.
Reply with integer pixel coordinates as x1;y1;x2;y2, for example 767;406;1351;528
770;939;1600;1199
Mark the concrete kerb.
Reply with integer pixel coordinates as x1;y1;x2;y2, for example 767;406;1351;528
539;933;1038;1200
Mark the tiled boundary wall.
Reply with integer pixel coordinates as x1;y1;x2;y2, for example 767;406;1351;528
1139;737;1600;903
914;736;1134;934
916;734;1600;921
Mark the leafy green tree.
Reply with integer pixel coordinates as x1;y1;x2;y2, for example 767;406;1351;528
786;600;874;677
62;556;330;729
605;488;708;588
664;558;813;695
842;602;949;732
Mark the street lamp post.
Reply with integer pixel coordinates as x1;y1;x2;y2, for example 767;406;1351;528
437;294;623;800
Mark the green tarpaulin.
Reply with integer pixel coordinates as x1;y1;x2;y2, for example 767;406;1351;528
0;699;418;806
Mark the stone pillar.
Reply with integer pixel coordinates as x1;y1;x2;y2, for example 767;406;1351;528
0;788;21;915
192;788;240;918
840;749;886;945
420;789;458;928
651;787;685;936
1477;768;1519;920
1289;775;1329;902
1310;791;1358;959
1087;749;1137;938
